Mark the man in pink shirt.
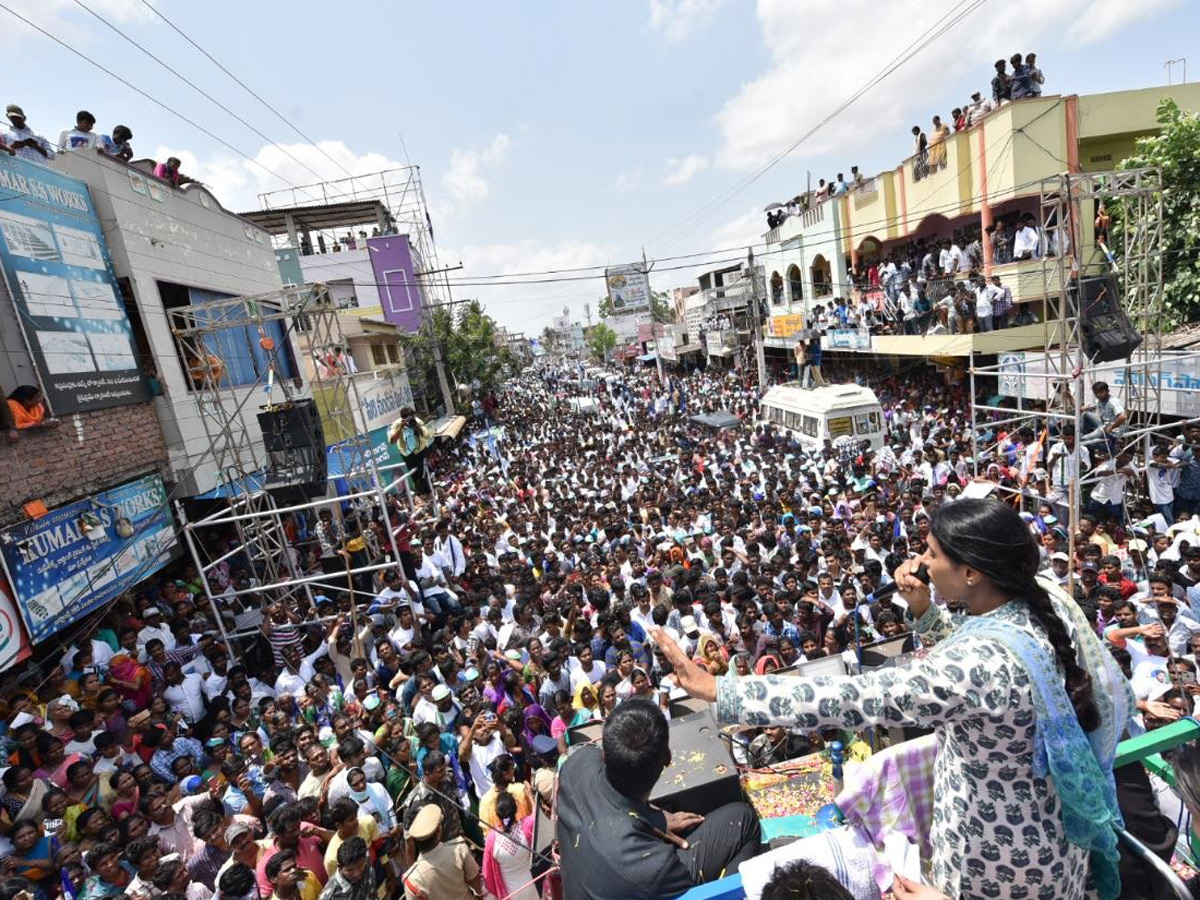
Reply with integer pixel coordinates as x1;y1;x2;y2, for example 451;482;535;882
256;803;331;899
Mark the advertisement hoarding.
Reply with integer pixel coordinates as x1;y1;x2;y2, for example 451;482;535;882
768;314;805;339
0;474;175;643
605;263;651;314
998;351;1200;417
0;153;149;414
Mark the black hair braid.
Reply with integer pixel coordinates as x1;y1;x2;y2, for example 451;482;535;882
1024;581;1100;733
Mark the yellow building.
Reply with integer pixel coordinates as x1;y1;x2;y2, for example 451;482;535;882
760;82;1200;358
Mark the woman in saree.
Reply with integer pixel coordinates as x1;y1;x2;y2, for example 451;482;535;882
0;766;51;829
694;633;729;675
105;653;151;710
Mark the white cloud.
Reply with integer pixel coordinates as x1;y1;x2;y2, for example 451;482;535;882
712;0;1181;172
663;154;710;186
442;133;513;207
646;0;724;43
613;165;645;193
5;0;154;44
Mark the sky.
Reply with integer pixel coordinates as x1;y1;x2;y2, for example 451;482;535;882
3;0;1198;336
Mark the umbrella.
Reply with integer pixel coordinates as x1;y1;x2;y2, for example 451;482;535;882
763;202;785;211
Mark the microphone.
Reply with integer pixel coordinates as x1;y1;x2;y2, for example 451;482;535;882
864;563;929;605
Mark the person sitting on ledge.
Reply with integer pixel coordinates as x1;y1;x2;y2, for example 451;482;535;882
555;697;762;900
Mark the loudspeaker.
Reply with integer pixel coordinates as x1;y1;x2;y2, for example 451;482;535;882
256;399;328;503
1075;274;1142;363
648;708;741;816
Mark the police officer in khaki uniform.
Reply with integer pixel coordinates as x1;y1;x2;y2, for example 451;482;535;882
402;804;483;900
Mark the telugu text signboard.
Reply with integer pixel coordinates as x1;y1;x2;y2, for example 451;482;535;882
0;154;149;414
605;263;651;314
0;474;175;643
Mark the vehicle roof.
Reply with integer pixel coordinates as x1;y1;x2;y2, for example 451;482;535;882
760;381;881;413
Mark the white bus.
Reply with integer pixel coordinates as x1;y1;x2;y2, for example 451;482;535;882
759;382;886;451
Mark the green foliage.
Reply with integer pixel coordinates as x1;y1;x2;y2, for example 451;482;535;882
586;322;618;362
402;299;516;412
1112;98;1200;326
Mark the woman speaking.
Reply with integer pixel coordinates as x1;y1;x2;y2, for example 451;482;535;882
654;498;1132;900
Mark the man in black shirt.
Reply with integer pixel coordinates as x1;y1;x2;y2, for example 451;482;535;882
556;699;761;899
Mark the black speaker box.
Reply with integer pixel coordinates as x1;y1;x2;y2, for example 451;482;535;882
256;399;328;502
1074;274;1142;363
648;708;742;816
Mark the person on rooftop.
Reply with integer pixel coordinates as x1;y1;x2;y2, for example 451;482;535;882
59;110;100;152
154;156;201;187
99;125;134;162
5;104;55;162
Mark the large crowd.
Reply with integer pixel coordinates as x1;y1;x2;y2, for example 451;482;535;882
1;358;1199;900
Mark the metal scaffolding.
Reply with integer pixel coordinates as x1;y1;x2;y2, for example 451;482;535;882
970;167;1200;560
168;284;410;658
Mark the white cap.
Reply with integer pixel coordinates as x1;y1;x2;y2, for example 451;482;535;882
1051;552;1070;562
681;615;700;636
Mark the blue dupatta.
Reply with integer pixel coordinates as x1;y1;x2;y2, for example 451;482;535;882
951;612;1125;900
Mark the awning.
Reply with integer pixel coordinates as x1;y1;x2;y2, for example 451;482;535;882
690;411;742;429
675;344;704;355
429;414;467;440
708;347;734;358
193;472;265;500
638;353;658;362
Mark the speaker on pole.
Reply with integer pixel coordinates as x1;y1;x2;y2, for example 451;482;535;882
1074;273;1143;363
256;398;328;504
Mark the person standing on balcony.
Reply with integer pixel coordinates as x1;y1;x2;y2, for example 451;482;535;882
832;173;849;196
1013;214;1040;260
928;115;950;170
991;59;1011;105
974;277;994;332
989;275;1013;330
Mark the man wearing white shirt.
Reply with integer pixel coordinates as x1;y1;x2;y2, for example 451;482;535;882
163;662;207;724
1013;215;1039;260
434;520;467;578
273;642;324;699
974;280;993;331
138;607;176;657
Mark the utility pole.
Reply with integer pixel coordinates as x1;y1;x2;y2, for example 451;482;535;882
748;247;767;388
414;263;462;415
644;248;665;385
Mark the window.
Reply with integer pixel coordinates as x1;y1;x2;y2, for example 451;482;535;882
787;265;803;303
802;415;818;437
371;344;387;366
387;344;400;364
166;283;298;389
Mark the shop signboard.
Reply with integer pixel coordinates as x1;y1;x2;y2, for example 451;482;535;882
998;351;1200;417
0;153;149;413
768;313;805;339
0;474;175;643
823;329;871;350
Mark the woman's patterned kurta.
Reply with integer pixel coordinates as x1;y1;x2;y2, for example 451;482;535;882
716;600;1090;900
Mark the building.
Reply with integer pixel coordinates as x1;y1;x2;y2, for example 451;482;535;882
672;285;699;321
758;82;1200;364
50;151;303;498
0;146;307;657
242;200;429;333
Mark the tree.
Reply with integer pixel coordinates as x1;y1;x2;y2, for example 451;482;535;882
586;322;618;362
597;290;675;323
1110;98;1200;326
402;300;516;412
